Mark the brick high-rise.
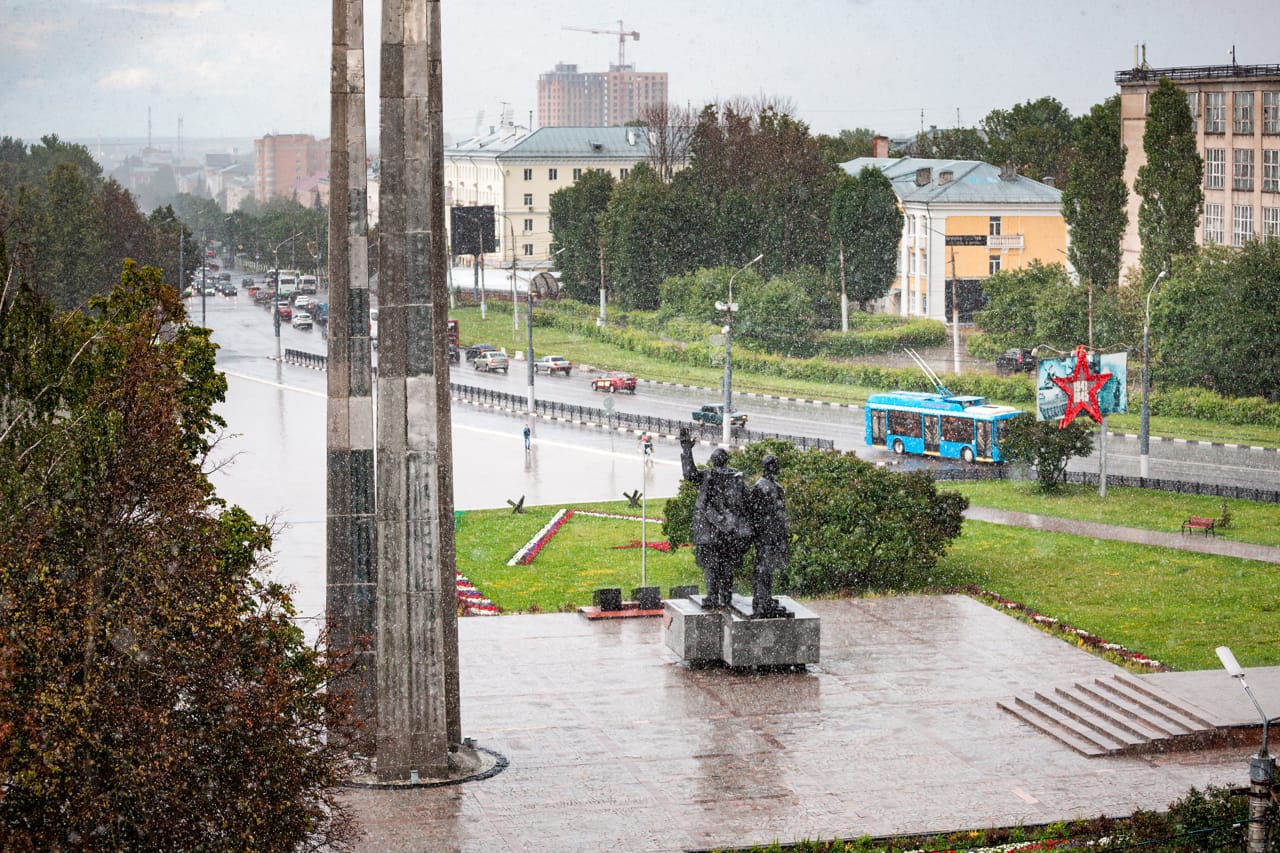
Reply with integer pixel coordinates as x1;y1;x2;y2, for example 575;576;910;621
536;63;668;128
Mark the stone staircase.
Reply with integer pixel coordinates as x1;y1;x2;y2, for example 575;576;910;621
998;673;1226;757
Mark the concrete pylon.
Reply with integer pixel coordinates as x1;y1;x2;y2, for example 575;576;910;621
326;0;377;750
374;0;462;781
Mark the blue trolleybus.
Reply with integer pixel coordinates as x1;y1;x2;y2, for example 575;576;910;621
865;391;1022;463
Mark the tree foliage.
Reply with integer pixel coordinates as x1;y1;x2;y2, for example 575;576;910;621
911;126;989;161
828;166;903;307
1135;78;1203;287
597;163;677;309
982;96;1076;187
549;169;616;302
815;127;878;166
974;261;1131;355
0;261;357;849
662;440;968;594
998;414;1095;491
1062;96;1127;291
1152;241;1280;401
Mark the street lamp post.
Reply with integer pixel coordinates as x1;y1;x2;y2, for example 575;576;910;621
1216;646;1277;853
718;253;763;445
273;232;305;360
1139;269;1168;480
200;231;208;327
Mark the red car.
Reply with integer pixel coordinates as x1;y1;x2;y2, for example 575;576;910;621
276;303;293;321
590;371;637;393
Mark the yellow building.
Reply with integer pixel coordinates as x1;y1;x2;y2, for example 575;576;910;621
444;125;660;265
1116;60;1280;277
841;157;1068;323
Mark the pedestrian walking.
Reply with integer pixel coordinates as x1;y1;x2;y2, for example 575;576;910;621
640;431;654;462
522;423;531;451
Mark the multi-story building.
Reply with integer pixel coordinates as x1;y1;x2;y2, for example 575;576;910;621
444;124;662;263
841;156;1067;323
253;133;329;203
1116;61;1280;276
537;63;668;128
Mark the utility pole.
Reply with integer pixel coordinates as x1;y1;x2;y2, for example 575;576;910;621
598;243;607;327
950;249;961;375
839;242;848;334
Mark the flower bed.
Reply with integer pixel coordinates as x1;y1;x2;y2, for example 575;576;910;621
507;508;665;566
456;571;498;616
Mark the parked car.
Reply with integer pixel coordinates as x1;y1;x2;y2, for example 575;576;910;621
692;404;747;428
276;303;293;321
291;311;313;330
473;350;509;373
534;355;573;376
590;371;637;393
465;343;499;361
996;348;1035;373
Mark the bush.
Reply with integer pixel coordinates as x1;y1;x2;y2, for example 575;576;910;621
999;414;1095;491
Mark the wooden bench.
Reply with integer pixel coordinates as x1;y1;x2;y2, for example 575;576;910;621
1181;516;1216;537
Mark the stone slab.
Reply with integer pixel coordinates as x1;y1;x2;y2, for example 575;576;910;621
721;594;821;668
661;597;723;662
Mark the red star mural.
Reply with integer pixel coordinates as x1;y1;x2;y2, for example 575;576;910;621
1051;346;1112;428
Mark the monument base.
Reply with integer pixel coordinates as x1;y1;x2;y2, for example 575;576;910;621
663;593;820;668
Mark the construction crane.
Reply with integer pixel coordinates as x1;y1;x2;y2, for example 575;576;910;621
562;19;639;68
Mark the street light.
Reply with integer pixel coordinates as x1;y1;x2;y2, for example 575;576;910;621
718;253;763;445
1139;269;1168;479
273;231;305;360
1216;646;1276;853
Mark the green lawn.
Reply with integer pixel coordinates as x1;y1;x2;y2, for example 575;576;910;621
947;481;1280;547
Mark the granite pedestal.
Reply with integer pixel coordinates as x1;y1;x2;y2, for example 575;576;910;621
662;593;820;667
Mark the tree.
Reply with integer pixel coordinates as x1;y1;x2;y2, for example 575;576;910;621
1135;77;1203;287
974;261;1071;352
636;101;697;182
735;277;815;356
548;169;615;302
662;440;968;594
999;414;1095;492
1062;96;1128;292
598;163;676;309
815;127;878;166
982;96;1076;187
912;126;989;161
828;166;903;307
0;261;357;849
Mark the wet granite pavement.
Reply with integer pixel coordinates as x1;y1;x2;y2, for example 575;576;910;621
340;594;1271;852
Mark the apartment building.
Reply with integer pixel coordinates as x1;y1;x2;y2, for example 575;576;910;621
841;157;1067;323
537;63;668;128
253;133;329;203
444;125;660;263
1116;61;1280;275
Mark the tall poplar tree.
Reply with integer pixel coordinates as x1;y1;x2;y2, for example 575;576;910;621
1135;77;1203;286
548;168;615;302
827;166;903;307
1062;96;1127;291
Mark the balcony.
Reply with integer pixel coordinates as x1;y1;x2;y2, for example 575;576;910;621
987;234;1025;251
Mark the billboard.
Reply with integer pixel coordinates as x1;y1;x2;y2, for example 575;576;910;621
450;205;498;256
1036;350;1128;423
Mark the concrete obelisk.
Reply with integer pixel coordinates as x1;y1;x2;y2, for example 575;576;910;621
326;0;377;749
374;0;461;781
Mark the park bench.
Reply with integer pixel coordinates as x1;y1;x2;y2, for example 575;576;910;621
1181;516;1216;537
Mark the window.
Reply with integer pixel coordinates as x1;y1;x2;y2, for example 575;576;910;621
1203;203;1224;244
1204;92;1227;133
1186;92;1199;133
1264;206;1280;237
572;168;582;180
1234;148;1255;191
988;254;1001;275
548;168;558;180
1265;150;1280;192
523;168;532;181
1265;92;1280;133
1205;148;1226;190
1233;205;1254;246
523;218;533;232
886;410;922;438
1234;92;1254;134
941;416;974;444
988;216;1002;236
908;252;916;275
522;243;534;257
619;168;629;179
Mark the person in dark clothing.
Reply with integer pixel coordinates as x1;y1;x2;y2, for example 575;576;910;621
679;428;752;607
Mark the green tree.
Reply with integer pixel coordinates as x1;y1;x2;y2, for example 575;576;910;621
974;261;1072;352
663;441;968;594
1135;77;1203;286
999;414;1095;492
828;166;903;307
1062;96;1128;292
912;126;989;161
815;127;878;165
735;277;815;356
598;163;676;309
548;168;615;302
982;96;1076;186
0;262;357;849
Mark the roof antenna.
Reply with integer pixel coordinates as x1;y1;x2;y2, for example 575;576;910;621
904;347;952;397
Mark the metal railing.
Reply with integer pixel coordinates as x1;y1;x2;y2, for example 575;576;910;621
1115;64;1280;84
933;466;1280;503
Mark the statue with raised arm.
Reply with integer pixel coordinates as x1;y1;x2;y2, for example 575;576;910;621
748;454;791;619
679;428;752;608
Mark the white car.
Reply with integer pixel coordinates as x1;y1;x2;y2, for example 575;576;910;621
291;312;313;330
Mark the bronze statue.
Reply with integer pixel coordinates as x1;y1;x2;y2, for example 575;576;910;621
679;429;751;607
748;454;790;619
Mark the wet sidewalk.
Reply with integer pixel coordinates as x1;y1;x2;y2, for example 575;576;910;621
339;595;1270;852
964;506;1280;564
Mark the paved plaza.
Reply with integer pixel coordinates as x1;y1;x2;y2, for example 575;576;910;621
340;594;1272;852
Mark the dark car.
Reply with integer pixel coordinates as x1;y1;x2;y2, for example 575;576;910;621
996;348;1035;373
219;282;237;296
465;343;499;361
242;277;255;288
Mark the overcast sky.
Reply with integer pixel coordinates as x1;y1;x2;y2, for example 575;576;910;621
1;0;1273;149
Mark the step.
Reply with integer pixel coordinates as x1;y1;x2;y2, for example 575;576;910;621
1106;674;1220;728
1079;678;1211;737
1000;695;1120;756
1045;687;1164;746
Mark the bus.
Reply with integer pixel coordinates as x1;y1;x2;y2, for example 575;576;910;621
865;391;1022;463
